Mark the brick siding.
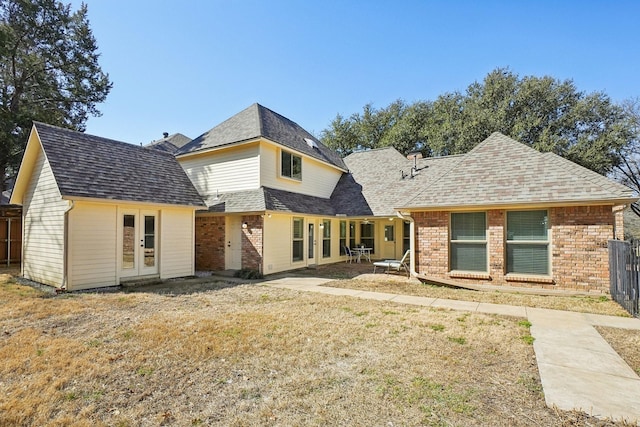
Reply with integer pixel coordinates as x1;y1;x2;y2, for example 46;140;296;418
241;215;263;272
414;205;619;293
194;216;225;270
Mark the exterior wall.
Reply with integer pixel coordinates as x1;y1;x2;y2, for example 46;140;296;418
195;215;225;270
263;213;304;274
613;205;625;240
159;208;196;279
22;149;68;287
241;215;263;271
68;202;117;290
178;143;260;199
259;143;343;198
414;205;617;292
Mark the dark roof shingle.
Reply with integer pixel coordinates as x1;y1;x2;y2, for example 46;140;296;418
176;103;347;170
34;122;205;207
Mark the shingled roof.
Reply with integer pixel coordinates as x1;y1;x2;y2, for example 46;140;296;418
401;132;636;210
176;103;347;171
31;123;205;207
146;133;192;154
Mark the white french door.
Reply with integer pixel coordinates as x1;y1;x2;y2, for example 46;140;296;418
120;209;159;278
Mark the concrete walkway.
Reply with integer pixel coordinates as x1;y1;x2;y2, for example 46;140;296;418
262;277;640;424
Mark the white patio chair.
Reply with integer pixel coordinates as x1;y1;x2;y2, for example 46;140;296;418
372;250;411;278
344;246;357;263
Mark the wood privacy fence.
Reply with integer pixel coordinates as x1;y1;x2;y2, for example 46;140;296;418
608;239;639;317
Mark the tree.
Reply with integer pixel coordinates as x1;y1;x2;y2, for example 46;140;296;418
321;68;634;178
0;0;111;192
613;97;640;209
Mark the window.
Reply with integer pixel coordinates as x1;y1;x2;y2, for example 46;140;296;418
322;220;331;258
360;222;374;253
384;224;395;242
281;150;302;180
450;212;487;272
339;220;347;255
292;218;303;262
349;221;356;250
506;210;549;275
403;221;410;254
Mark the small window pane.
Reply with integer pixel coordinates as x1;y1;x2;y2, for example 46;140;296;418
451;212;486;240
451;242;486;272
384;225;394;242
507;244;549;275
293;218;303;238
292;155;302;180
340;221;347;255
281;151;292;178
507;211;548;241
292;218;303;261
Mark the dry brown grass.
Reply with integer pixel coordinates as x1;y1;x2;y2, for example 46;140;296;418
0;274;632;426
323;275;630;317
596;326;640;376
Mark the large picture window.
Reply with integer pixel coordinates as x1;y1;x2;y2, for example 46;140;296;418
281;150;302;180
322;220;331;258
450;212;487;272
360;222;374;253
292;218;303;262
506;210;549;275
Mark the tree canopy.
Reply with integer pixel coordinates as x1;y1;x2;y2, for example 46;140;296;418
0;0;111;192
320;68;635;176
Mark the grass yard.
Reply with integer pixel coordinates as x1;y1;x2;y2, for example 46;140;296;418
0;273;634;426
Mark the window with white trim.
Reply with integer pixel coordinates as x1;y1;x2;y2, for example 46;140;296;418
506;210;549;275
450;212;487;272
292;217;303;262
322;220;331;258
281;150;302;180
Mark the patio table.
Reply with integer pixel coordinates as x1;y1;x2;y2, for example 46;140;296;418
353;247;372;263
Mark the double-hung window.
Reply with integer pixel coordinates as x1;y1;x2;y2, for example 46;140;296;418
339;220;347;255
450;212;487;272
281;150;302;180
322;220;331;258
292;218;303;262
506;210;549;275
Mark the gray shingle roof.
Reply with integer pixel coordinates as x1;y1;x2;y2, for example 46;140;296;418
34;122;205;207
206;186;335;216
176;103;347;171
146;133;192;154
402;132;636;209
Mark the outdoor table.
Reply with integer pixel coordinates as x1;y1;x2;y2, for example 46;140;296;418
353;247;372;263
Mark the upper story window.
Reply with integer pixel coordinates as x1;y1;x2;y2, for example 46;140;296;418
281;150;302;180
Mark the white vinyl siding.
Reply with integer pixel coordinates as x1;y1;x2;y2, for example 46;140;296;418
450;212;487;272
506;210;550;275
160;208;195;279
68;203;117;290
262;214;304;274
260;143;342;198
22;150;67;287
178;144;260;198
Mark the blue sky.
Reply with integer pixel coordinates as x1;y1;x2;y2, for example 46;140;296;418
71;0;640;145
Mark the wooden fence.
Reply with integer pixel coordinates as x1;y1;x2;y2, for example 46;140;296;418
608;239;639;317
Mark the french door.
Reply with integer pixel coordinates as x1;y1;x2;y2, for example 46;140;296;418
120;210;158;278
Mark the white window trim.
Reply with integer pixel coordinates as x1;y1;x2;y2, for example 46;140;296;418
449;211;488;273
280;149;302;181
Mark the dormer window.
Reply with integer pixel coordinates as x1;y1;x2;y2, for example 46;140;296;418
281;150;302;180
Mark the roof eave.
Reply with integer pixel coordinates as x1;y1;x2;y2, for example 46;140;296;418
397;197;639;212
61;195;205;209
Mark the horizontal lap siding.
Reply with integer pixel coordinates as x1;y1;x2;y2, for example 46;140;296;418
179;145;260;197
68;203;117;290
263;214;302;274
160;209;195;279
22;150;67;287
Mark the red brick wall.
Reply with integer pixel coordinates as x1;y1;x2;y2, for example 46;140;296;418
195;216;225;271
414;205;617;292
241;215;263;272
613;205;625;240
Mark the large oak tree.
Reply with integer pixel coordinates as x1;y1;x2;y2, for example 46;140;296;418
321;68;635;177
0;0;111;192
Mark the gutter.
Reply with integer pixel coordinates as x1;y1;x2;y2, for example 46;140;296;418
62;200;75;291
395;211;418;277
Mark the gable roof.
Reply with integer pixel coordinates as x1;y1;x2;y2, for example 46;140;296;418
401;132;636;210
14;123;204;207
146;133;192;154
176;103;347;171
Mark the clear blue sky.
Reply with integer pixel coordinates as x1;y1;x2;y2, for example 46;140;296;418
70;0;640;145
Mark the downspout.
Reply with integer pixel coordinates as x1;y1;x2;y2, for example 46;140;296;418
62;200;75;291
396;210;418;277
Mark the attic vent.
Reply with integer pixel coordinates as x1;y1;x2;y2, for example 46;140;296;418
304;138;319;149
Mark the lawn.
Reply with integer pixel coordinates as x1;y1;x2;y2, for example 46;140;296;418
0;273;633;426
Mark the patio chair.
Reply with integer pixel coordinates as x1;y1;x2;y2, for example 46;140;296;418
344;246;357;263
373;250;411;278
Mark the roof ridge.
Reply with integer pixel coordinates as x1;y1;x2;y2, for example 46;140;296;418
255;103;265;137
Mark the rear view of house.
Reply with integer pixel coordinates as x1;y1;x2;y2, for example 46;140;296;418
10;123;204;290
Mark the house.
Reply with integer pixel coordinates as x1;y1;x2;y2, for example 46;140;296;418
10;123;204;290
10;105;637;293
145;132;192;154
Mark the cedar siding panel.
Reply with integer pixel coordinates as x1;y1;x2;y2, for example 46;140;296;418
178;145;260;198
22;150;67;287
160;209;195;279
68;203;117;290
